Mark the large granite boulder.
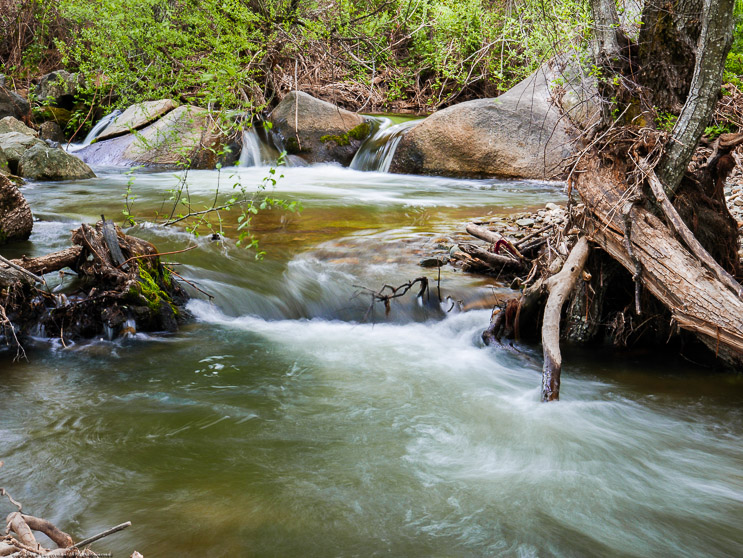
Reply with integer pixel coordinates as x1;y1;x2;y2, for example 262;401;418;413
0;174;32;245
269;91;372;165
389;67;580;179
18;144;95;181
0;83;30;122
34;70;83;109
77;105;225;169
0;116;38;137
96;99;176;141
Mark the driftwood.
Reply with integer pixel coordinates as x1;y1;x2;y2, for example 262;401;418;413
0;175;32;246
0;220;188;353
0;462;138;557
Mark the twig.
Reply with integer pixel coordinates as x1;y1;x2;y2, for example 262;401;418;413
117;245;197;269
72;522;131;549
164;266;214;300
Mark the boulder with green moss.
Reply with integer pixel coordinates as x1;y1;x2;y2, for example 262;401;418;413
269;91;372;165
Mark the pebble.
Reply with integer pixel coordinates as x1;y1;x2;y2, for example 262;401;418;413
516;218;535;227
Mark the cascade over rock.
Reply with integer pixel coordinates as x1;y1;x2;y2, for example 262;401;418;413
270;91;372;165
77;105;225;169
18;144;96;181
96;99;177;141
389;66;583;179
0;174;32;245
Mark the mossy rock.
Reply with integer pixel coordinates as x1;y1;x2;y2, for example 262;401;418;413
269;91;372;165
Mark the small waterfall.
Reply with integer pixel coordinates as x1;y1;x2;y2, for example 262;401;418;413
239;125;281;167
351;118;420;172
239;127;264;167
81;109;122;146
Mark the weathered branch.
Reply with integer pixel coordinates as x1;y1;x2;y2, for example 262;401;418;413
541;237;591;402
458;243;524;270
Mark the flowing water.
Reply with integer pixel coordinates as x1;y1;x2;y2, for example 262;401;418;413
1;157;742;557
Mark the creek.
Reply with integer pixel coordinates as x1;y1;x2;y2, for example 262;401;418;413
1;149;742;556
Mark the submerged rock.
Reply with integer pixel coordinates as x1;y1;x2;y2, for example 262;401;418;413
389;66;578;179
0;174;33;245
96;98;176;141
270;91;372;165
18;144;95;181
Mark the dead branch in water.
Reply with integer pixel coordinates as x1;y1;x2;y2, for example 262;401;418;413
354;277;429;319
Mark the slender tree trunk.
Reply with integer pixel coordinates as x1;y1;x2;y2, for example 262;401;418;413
656;0;736;196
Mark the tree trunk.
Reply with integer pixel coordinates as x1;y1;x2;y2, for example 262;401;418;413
656;0;736;195
636;0;704;114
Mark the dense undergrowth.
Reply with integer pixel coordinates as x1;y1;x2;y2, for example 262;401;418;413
1;0;592;114
1;1;743;119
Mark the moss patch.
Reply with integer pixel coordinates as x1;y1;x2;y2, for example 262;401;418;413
127;267;175;313
320;122;372;146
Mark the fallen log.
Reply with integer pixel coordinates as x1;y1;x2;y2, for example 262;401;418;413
9;246;82;276
576;157;743;367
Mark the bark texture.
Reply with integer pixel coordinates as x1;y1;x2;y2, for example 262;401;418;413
576;158;743;367
0;174;32;245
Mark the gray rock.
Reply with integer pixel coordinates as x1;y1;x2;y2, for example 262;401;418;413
18;144;95;181
0;132;46;169
0;84;30;121
516;218;535;227
269;91;372;165
39;121;65;143
389;66;578;180
96;99;176;141
34;70;83;107
0;116;37;137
